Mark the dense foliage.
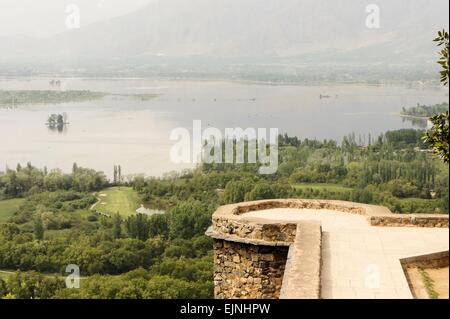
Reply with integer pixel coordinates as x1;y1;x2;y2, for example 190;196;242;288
0;129;448;299
0;163;108;199
424;111;449;164
424;30;450;163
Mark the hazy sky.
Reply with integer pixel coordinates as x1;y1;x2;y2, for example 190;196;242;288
0;0;154;38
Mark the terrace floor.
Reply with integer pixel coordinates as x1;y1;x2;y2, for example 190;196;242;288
245;208;449;299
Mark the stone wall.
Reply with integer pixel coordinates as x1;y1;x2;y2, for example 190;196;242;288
370;215;449;228
400;251;449;269
233;199;366;215
213;239;288;299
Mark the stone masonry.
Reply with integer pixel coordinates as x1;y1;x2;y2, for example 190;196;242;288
213;239;288;299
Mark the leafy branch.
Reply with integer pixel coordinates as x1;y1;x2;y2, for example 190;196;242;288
434;29;449;85
424;30;450;163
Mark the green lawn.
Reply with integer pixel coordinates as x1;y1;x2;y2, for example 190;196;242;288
0;270;13;280
292;183;354;192
0;198;25;222
92;187;141;217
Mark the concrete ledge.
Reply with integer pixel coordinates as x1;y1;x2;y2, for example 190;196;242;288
280;221;322;299
400;251;449;269
206;226;291;247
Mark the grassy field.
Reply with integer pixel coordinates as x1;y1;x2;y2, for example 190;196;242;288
292;183;354;192
0;270;13;280
0;198;25;222
92;187;141;217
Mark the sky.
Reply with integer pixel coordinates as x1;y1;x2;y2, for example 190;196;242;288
0;0;154;38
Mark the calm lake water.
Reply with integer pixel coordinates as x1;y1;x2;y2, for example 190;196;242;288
0;78;448;178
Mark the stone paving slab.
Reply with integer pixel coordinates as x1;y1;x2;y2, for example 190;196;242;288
245;208;449;299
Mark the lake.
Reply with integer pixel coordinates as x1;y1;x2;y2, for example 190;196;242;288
0;77;448;178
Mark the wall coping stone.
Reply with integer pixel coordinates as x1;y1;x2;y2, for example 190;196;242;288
279;221;322;299
400;250;449;269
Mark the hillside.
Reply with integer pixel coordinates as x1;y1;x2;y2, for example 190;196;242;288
1;0;448;75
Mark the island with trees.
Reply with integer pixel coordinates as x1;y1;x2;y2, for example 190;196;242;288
401;102;449;118
0;90;159;108
0;90;106;107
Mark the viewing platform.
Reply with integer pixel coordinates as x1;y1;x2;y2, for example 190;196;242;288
206;199;449;299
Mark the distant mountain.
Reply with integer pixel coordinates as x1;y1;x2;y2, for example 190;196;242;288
1;0;448;71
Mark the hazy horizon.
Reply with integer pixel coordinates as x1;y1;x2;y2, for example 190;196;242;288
0;0;154;38
0;0;448;76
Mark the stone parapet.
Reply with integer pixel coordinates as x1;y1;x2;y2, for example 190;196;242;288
400;251;449;269
370;215;449;228
279;221;322;299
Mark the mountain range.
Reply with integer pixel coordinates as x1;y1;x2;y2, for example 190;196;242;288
1;0;448;76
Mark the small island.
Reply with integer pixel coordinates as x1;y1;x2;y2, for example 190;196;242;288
46;113;69;132
0;90;159;107
0;90;106;106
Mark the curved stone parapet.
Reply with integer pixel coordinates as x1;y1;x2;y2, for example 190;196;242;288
209;199;369;246
210;199;448;241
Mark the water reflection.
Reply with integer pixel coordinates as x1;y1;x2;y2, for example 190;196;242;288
401;116;429;129
47;123;68;134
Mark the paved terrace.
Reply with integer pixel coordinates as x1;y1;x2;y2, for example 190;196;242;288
245;208;449;299
207;199;449;299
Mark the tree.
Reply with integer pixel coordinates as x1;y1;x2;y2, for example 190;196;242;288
424;112;449;163
168;202;210;240
33;215;45;240
424;30;449;163
4;271;64;299
223;180;252;203
0;278;7;298
133;175;146;192
0;223;20;241
148;214;169;239
112;213;122;239
244;182;291;201
126;214;150;241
